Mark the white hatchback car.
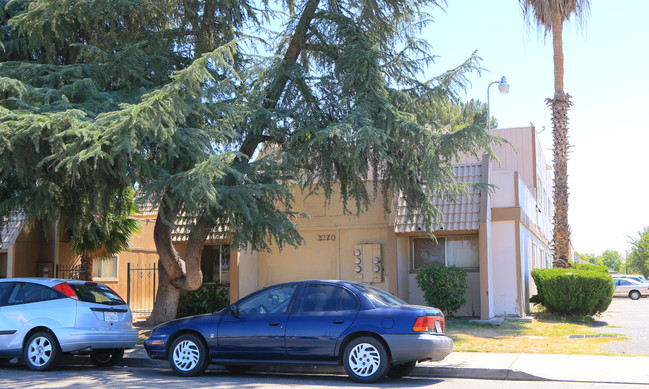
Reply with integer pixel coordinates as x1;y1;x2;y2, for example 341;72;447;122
0;278;138;370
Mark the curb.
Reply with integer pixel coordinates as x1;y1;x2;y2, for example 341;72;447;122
120;355;544;381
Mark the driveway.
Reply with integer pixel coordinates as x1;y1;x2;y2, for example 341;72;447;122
592;296;649;355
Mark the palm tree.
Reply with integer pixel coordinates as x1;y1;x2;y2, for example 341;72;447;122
520;0;590;268
69;196;141;281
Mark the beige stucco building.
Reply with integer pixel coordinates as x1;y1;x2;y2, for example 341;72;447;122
1;126;554;319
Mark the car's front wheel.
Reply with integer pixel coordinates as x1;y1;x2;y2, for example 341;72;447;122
23;331;61;371
90;348;125;366
343;336;390;383
387;361;417;378
629;290;641;300
169;334;209;376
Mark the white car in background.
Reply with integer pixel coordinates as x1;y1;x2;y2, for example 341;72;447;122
612;277;649;300
0;278;137;370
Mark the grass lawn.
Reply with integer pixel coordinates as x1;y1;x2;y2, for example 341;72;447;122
447;314;623;355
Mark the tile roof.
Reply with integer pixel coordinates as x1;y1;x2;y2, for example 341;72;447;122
1;211;26;250
136;199;229;242
394;163;483;233
170;213;230;242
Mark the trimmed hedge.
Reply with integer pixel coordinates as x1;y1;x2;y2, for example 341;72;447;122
530;268;614;316
416;264;468;316
572;263;609;274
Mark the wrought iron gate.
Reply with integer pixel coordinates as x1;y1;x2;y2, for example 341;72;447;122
127;263;157;318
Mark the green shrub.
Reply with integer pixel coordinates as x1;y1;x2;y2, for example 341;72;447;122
416;264;468;316
177;281;230;318
572;263;609;274
530;268;614;316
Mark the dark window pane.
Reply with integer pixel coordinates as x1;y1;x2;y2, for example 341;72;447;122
0;282;13;306
413;238;445;269
297;284;358;312
338;288;359;311
7;282;62;305
351;283;407;307
238;284;297;316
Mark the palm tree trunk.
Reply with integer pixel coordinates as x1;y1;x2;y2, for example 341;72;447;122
550;10;572;268
79;254;93;281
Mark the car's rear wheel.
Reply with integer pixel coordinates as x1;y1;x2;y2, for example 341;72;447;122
343;336;390;383
169;334;209;377
90;348;125;366
224;365;252;374
23;331;61;371
629;290;641;300
387;361;416;378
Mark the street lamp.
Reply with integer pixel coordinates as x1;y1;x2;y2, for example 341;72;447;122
486;76;510;137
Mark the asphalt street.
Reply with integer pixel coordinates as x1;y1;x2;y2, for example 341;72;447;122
0;365;645;389
592;296;649;355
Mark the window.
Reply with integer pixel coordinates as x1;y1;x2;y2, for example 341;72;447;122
6;282;63;305
236;284;297;316
296;284;358;312
412;236;479;270
93;255;118;279
0;282;14;306
69;283;125;305
201;244;230;285
350;282;407;307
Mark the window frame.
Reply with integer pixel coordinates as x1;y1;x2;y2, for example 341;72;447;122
93;254;119;281
410;235;480;272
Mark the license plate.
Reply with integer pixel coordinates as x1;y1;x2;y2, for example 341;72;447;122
434;321;442;333
104;312;118;322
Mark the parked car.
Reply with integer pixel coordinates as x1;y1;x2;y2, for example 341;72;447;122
0;278;138;370
144;280;452;383
612;277;649;300
616;274;647;284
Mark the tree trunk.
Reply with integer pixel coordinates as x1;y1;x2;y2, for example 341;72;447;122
146;259;182;324
79;254;93;281
145;201;210;325
145;202;186;325
549;10;571;268
549;90;572;268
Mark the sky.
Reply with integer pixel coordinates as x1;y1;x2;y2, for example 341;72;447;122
419;1;649;257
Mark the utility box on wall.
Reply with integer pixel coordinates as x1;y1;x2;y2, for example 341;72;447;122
353;244;382;283
37;262;53;278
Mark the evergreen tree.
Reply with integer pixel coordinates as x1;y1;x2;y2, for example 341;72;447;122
628;228;649;277
0;0;496;324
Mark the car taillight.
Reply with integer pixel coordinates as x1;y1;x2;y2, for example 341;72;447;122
413;316;445;334
53;282;80;300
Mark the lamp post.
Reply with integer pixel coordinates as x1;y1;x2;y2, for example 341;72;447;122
486;76;510;137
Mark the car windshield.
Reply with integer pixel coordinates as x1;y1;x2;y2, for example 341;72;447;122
348;282;407;307
70;283;126;305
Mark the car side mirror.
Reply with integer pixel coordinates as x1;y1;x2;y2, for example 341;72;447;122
230;305;240;318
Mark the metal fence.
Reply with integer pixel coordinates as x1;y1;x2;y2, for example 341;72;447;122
56;264;88;280
127;262;157;318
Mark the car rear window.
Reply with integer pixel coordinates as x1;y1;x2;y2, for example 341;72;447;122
347;282;407;307
70;283;126;305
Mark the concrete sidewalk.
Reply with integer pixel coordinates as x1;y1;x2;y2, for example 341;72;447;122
123;346;649;384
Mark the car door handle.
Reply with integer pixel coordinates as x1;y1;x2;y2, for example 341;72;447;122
332;320;345;324
268;321;281;326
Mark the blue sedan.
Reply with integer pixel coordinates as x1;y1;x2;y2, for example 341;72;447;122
144;280;452;383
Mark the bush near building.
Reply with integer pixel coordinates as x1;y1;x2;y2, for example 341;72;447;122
530;268;614;316
572;263;609;274
416;264;468;316
177;281;229;318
